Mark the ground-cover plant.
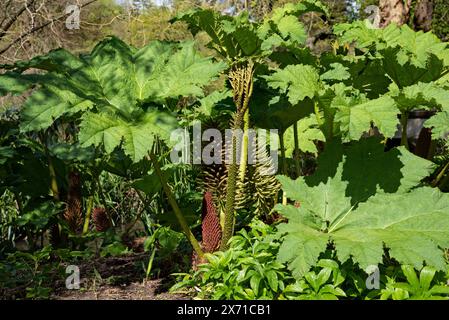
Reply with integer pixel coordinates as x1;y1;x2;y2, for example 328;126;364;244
0;245;92;299
170;218;449;300
282;259;347;300
170;220;292;299
379;265;449;300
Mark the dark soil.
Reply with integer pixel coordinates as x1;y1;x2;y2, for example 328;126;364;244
54;279;188;300
51;253;189;300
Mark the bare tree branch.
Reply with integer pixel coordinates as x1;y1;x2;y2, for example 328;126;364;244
0;0;98;55
0;0;37;41
0;0;15;28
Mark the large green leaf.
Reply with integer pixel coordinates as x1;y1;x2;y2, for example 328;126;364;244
173;9;262;59
269;0;329;22
16;37;224;126
390;82;449;112
283;115;325;155
173;1;327;60
194;89;233;118
259;0;327;51
276;139;444;279
306;138;436;204
47;142;95;162
0;48;84;72
320;63;351;82
132;170;162;196
20;85;95;132
250;83;314;132
335;22;449;88
320;53;392;98
3;37;225;162
263;61;400;141
332;94;399;141
0;73;45;96
84;36;137;115
264;64;322;105
269;46;318;68
335;22;447;67
143;42;226;102
425;111;449;140
78;109;177;162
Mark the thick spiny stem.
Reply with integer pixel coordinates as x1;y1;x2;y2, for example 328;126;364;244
239;108;250;183
221;62;255;250
221;113;244;250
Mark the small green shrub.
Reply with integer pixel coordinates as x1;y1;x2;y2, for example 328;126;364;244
171;220;291;299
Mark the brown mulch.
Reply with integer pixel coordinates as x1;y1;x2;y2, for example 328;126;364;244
51;253;190;300
54;279;189;300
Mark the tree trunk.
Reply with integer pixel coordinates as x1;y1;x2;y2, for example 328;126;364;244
414;0;433;31
379;0;412;27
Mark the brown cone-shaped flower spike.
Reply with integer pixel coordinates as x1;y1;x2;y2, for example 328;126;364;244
92;207;111;232
63;171;83;234
192;192;223;269
201;191;222;253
